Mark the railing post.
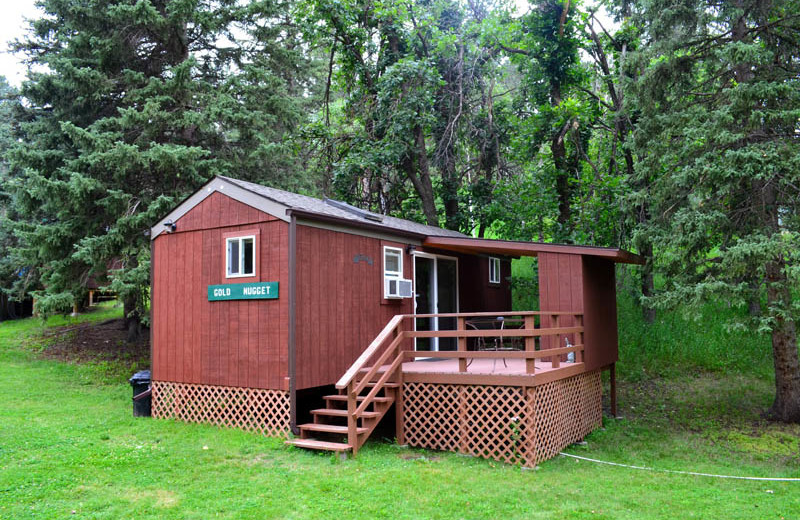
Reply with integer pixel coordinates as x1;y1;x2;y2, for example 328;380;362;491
395;367;405;445
524;315;535;374
457;317;467;372
395;322;406;445
575;314;584;363
347;381;358;454
551;314;560;368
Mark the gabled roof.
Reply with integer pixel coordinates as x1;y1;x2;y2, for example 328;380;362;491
221;176;466;239
151;175;467;240
150;176;643;264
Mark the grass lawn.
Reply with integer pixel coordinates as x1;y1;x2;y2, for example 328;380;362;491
1;303;799;519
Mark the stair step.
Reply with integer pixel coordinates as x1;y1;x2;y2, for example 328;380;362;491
364;381;400;388
298;423;368;435
311;408;381;418
285;438;352;452
324;395;393;403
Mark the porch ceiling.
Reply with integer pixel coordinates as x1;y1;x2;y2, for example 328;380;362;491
422;236;644;264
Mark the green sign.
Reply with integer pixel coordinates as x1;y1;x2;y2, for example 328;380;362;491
208;282;279;301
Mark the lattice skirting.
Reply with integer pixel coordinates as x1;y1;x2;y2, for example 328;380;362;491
403;370;602;467
152;381;290;437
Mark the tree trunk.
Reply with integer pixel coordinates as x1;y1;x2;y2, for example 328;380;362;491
123;294;142;344
410;125;439;226
758;169;800;422
550;82;571;239
765;259;800;423
441;162;460;231
639;239;656;324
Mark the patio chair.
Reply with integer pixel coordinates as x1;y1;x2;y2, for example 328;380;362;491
466;317;509;370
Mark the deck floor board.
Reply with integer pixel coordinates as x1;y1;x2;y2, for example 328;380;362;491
402;357;560;376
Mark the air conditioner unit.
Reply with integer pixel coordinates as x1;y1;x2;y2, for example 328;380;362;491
384;277;413;299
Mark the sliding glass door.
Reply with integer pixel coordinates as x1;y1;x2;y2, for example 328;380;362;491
413;253;458;351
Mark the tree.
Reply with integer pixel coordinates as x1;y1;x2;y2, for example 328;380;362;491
498;0;588;242
8;0;312;338
580;5;657;322
630;0;800;421
305;0;513;232
0;76;23;300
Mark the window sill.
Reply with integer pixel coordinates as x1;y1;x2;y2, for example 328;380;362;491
225;274;260;282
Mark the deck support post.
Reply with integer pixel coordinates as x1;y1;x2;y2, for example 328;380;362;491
395;371;405;445
457;317;467;372
347;381;358;454
88;290;95;307
610;362;617;418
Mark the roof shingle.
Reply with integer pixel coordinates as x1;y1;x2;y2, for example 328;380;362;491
219;176;466;238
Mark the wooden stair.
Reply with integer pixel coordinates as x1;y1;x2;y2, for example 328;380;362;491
323;395;392;403
286;439;352;452
285;373;398;455
287;315;407;457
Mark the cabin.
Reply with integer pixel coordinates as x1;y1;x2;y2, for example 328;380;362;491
150;176;642;467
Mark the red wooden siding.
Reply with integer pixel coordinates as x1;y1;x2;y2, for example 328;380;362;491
177;191;279;233
538;252;583;349
294;225;413;390
538;252;619;369
152;194;288;390
581;257;619;371
453;252;512;313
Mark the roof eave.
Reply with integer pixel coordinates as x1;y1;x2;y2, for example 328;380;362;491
422;236;645;264
150;176;291;239
286;208;428;240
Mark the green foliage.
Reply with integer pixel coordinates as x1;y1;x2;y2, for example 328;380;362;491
629;0;800;284
0;77;23;297
617;273;772;380
304;0;517;232
6;0;315;322
510;257;540;312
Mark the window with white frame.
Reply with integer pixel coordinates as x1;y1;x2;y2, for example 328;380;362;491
383;246;403;279
489;256;501;284
226;235;255;277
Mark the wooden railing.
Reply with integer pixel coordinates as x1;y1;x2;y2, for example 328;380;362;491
334;311;584;453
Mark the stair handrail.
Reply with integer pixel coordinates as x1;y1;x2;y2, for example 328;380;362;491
336;314;405;390
354;347;405;417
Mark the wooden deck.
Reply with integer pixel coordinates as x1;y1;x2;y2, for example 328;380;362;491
289;311;590;456
401;357;585;386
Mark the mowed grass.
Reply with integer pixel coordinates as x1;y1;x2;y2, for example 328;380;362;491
1;302;799;519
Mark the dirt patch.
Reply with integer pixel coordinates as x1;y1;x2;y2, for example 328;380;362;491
37;318;149;368
398;452;441;462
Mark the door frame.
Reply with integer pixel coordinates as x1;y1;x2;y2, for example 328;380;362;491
412;251;459;351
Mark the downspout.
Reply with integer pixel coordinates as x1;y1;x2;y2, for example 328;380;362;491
288;212;299;434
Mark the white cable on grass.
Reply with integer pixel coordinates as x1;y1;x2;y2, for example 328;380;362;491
559;452;800;481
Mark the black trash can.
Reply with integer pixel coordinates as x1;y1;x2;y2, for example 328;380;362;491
129;370;152;417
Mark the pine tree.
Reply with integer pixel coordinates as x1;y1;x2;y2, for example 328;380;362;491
8;0;312;337
631;0;800;421
0;76;22;298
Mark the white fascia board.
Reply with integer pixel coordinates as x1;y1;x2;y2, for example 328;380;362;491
150;177;290;239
